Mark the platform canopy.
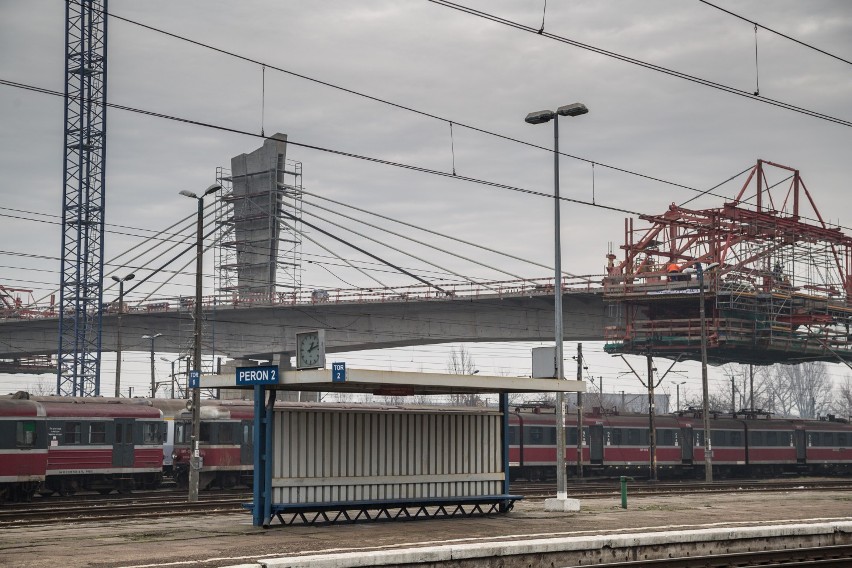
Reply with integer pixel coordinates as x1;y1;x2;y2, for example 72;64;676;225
200;367;585;396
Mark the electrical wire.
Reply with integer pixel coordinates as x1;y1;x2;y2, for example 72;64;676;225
426;1;852;128
697;0;852;67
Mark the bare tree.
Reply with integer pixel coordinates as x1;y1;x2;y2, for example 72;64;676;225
832;375;852;419
446;345;480;406
773;363;834;418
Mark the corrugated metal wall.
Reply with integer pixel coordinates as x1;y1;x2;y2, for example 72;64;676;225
271;407;505;504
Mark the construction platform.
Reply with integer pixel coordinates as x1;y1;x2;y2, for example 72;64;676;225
4;484;850;568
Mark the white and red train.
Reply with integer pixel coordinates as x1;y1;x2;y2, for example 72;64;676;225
509;407;852;480
3;394;851;501
0;397;164;501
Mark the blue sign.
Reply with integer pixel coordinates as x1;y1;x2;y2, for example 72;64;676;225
332;362;346;382
236;365;280;386
189;370;200;388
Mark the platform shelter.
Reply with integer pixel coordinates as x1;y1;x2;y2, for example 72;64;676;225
201;367;583;527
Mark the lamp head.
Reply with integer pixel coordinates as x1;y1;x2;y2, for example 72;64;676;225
525;110;555;125
179;190;198;199
706;262;720;270
126;273;135;282
556;102;588;117
111;275;120;282
203;183;222;196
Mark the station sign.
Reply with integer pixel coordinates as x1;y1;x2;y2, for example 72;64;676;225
236;365;280;386
332;362;346;382
189;370;200;388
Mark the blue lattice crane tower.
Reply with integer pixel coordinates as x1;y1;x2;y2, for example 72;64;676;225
57;0;109;396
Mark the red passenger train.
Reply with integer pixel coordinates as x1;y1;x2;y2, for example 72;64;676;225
0;396;165;501
508;406;852;480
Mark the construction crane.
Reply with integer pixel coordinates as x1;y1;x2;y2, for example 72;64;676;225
57;0;109;396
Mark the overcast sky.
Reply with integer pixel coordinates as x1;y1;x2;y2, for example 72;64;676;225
1;1;851;400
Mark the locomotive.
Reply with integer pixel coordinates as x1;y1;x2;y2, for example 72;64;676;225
509;406;852;480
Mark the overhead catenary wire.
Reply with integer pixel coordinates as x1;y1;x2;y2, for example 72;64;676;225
426;0;852;129
54;1;852;196
697;0;852;67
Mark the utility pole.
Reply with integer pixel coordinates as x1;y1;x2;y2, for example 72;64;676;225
142;333;161;398
576;343;583;479
647;354;657;481
731;376;737;414
749;364;754;412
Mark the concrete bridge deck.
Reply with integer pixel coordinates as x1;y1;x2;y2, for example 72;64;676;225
0;279;610;360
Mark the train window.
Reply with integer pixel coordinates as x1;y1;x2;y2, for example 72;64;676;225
142;423;160;444
822;433;835;447
529;427;543;444
64;422;81;445
611;428;623;446
508;426;518;445
243;423;253;445
749;431;763;446
175;422;189;444
766;431;777;446
16;421;36;447
730;431;743;446
219;424;234;444
200;422;211;443
89;422;106;444
839;433;848;446
626;429;640;445
567;427;577;446
659;429;674;446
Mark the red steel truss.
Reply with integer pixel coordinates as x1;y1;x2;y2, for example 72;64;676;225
604;160;852;365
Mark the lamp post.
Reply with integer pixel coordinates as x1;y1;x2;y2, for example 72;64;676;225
142;333;162;397
525;102;588;503
179;183;221;503
695;261;718;482
676;381;686;412
111;273;134;398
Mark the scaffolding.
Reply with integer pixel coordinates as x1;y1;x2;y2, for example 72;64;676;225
603;160;852;365
213;134;304;305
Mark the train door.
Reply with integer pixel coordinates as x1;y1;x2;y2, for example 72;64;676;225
113;419;135;467
589;424;604;465
795;429;807;464
681;427;694;463
240;420;254;465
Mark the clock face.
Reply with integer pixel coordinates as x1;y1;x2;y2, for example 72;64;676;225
296;331;324;369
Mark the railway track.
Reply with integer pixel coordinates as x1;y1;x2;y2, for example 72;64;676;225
2;478;848;526
513;478;852;499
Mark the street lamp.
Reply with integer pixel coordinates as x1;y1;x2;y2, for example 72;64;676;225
110;273;134;398
142;333;162;397
179;182;221;503
675;381;686;412
525;102;588;505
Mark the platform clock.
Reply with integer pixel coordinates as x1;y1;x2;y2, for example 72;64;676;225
295;330;326;370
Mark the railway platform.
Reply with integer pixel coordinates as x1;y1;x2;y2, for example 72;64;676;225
2;484;851;567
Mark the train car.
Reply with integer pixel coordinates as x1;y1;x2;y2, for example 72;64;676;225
0;398;47;501
39;400;165;495
796;417;852;475
169;401;254;490
509;407;852;480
